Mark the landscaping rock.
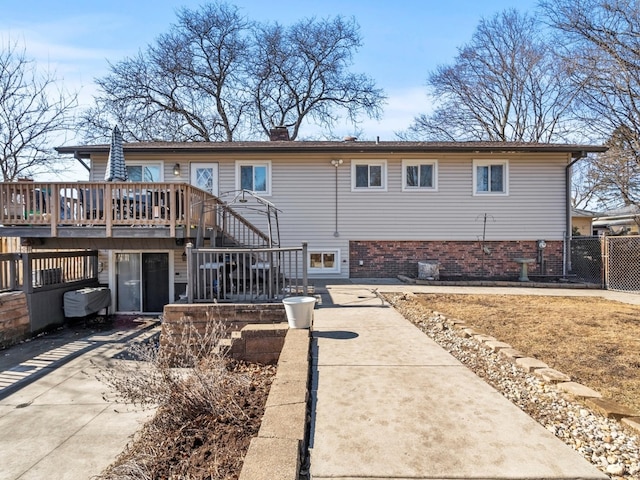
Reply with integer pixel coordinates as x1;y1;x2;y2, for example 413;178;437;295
557;382;602;399
515;357;549;372
585;398;640;420
534;368;571;383
484;341;512;352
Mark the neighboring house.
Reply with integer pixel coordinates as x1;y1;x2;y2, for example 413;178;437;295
592;205;640;235
0;136;605;314
571;208;597;236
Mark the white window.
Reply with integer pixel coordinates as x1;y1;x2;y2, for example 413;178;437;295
473;160;508;195
351;160;387;191
126;162;163;182
402;160;438;191
309;250;340;273
236;161;271;195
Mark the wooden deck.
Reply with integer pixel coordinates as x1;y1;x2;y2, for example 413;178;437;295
0;182;269;246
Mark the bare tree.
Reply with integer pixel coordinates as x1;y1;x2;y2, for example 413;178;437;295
405;9;577;142
541;0;640;211
573;127;640;210
79;4;384;142
251;16;385;140
80;2;253;142
571;159;601;209
541;0;640;150
0;39;77;181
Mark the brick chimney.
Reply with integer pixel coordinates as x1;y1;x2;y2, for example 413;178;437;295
269;126;290;141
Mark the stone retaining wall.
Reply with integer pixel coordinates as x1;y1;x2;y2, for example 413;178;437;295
160;302;310;479
0;291;30;349
239;328;310;480
162;303;286;333
229;323;289;365
161;303;287;353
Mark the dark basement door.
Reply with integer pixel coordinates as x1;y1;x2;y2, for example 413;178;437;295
116;252;169;313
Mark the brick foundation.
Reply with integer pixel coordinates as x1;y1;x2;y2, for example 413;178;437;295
349;240;563;279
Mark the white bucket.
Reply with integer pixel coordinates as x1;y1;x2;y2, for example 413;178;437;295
282;296;316;329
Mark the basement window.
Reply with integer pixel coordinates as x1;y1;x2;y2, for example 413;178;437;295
309;250;340;273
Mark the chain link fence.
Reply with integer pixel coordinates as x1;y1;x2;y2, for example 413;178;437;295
569;236;604;286
570;235;640;292
605;236;640;292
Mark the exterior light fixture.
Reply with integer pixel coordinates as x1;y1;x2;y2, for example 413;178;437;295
173;163;181;176
331;159;343;167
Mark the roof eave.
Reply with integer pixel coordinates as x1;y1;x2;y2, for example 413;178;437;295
55;141;608;158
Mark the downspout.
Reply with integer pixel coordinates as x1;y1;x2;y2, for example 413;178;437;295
330;159;343;237
565;151;587;276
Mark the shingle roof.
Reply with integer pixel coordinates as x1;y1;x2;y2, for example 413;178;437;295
595;204;640;217
572;208;598;217
56;140;607;158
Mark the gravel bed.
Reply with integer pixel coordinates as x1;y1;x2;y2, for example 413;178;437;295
385;293;640;480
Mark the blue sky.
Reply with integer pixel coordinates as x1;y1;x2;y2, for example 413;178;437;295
1;1;539;178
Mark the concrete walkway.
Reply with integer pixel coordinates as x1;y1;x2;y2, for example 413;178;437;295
309;280;614;480
0;319;157;480
1;281;637;479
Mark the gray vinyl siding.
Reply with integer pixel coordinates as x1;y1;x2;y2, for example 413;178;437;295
90;154;191;183
272;157;565;222
215;152;568;278
271;157;350;277
88;150;570;279
329;154;567;241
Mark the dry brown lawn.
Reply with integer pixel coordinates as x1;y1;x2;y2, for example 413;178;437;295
411;294;640;413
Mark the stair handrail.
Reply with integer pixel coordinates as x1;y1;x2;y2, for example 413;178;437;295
192;195;272;249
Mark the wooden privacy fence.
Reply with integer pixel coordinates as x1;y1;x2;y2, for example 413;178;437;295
0;237;21;253
0;250;98;294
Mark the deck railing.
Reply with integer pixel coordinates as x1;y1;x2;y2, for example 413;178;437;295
0;250;98;294
186;242;308;303
196;200;273;248
0;253;22;292
0;181;269;246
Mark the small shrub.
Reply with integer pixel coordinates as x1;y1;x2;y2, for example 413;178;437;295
95;316;275;480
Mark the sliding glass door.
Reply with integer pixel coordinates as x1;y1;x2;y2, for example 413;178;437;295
115;252;169;313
